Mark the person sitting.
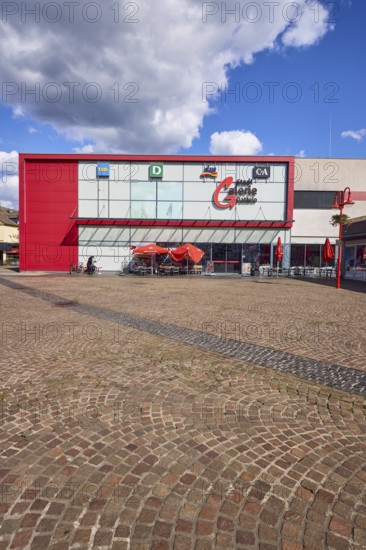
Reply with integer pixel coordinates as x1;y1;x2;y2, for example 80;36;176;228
87;256;96;274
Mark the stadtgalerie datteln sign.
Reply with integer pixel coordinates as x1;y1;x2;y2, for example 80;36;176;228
97;162;110;177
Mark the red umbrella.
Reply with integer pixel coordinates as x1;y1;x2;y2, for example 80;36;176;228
274;237;283;276
133;244;169;255
274;237;283;263
322;238;335;263
132;244;170;275
169;243;205;264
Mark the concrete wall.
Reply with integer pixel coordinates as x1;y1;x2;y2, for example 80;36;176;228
295;158;366;192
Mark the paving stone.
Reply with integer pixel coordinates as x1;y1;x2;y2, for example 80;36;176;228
1;274;366;550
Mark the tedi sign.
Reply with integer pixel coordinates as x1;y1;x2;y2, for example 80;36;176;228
213;177;257;209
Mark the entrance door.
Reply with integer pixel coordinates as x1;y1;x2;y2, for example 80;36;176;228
212;244;241;273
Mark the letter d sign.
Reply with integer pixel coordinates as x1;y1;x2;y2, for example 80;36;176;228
149;163;163;178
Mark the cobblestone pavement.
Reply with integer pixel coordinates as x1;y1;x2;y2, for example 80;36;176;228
0;272;366;549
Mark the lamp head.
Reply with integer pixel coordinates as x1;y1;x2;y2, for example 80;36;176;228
343;187;355;206
345;189;354;205
331;193;340;209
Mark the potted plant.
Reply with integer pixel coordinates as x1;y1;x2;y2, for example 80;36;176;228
330;214;352;227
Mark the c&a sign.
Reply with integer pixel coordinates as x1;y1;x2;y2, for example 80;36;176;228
213;177;257;209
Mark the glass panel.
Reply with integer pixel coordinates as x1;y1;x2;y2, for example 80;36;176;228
291;245;305;266
212;243;227;273
226;244;242;273
157;202;183;219
131;201;156;218
305;244;320;267
131;181;156;201
196;243;211;268
157;181;183;201
256;244;271;266
356;245;366;267
242;244;260;265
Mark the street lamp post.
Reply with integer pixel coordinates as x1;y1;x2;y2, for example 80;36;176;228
331;187;354;289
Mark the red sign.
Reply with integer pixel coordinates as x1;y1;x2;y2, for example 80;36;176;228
213;177;257;209
213;177;236;208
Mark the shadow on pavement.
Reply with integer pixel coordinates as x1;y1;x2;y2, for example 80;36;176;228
292;276;366;294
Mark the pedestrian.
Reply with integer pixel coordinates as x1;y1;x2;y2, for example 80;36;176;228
87;256;95;274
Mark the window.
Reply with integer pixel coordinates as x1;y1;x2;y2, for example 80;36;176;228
294;191;336;209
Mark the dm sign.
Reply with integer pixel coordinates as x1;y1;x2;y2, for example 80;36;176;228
97;162;110;177
253;166;270;179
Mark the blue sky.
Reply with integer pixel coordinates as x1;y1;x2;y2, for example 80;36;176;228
0;1;365;208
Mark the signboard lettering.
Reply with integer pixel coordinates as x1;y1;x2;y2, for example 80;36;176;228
97;162;110;177
149;163;163;178
253;166;270;179
213;177;258;209
201;165;218;178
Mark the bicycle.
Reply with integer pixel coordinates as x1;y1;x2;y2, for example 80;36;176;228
69;263;84;274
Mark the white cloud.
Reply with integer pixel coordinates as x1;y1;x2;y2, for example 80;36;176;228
0;151;19;209
72;144;95;153
341;129;366;141
296;149;306;157
0;200;15;209
0;151;18;167
28;127;37;134
281;1;334;47
210;130;263;155
0;1;334;153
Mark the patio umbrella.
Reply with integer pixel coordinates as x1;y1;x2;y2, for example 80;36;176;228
133;244;169;255
274;237;283;276
133;244;170;274
169;244;205;264
170;243;205;274
322;238;335;263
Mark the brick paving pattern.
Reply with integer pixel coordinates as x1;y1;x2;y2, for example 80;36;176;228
0;271;366;549
1;277;366;397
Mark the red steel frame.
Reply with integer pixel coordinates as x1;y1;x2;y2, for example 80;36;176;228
19;154;295;271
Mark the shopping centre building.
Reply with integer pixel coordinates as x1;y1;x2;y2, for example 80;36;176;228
18;154;366;275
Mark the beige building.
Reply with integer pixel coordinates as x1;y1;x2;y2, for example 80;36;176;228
291;158;366;267
0;207;19;264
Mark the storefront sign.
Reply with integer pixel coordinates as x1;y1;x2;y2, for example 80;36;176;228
253;166;270;179
97;162;110;177
201;165;218;178
242;262;252;276
149;163;163;178
213;177;258;209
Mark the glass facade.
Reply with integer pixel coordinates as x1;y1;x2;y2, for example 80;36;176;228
78;161;288;223
156;242;272;273
290;244;335;267
77;160;293;272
